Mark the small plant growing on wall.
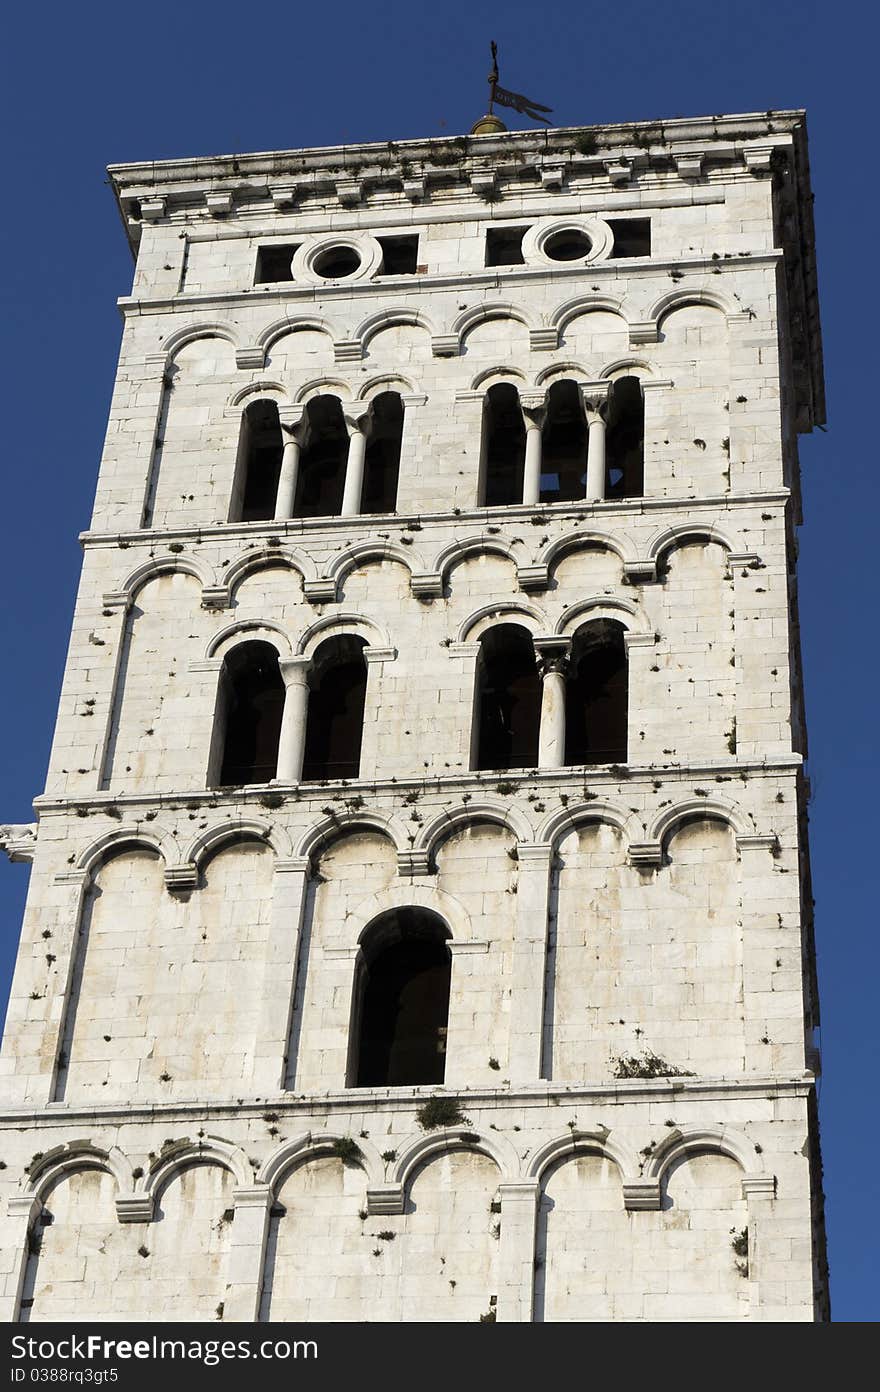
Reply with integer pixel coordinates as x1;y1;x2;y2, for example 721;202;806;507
416;1097;470;1131
611;1050;694;1079
330;1137;362;1167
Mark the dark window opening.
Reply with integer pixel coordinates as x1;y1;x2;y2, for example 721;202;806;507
218;642;285;786
314;245;361;279
353;909;451;1088
541;379;587;503
605;376;645;499
544;228;592;261
482;383;526;506
302;634;368;781
474;624;541;771
295;396;349;518
608;218;651;258
236;400;284;522
485;226;528;267
255;244;299;284
362;392;403;513
564;620;628;765
377;235;419;276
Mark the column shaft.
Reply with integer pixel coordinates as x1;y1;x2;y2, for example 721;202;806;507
586;415;606;501
276;659;311;783
342;428;367;517
523;423;543;505
538;665;566;768
274;436;301;519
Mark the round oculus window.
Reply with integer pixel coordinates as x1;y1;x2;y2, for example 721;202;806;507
544;229;593;261
313;245;362;279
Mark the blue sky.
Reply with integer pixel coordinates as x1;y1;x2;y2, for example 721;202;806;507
0;0;874;1320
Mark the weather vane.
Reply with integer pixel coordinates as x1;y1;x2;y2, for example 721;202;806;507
487;40;552;125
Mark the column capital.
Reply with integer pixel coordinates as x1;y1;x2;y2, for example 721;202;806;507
278;404;306;432
343;406;373;438
277;656;311;687
534;635;571;674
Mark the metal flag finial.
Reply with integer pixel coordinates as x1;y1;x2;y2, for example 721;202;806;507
485;41;553;127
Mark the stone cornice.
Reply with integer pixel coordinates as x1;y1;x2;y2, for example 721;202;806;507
115;251;783;320
0;1073;816;1129
79;490;791;551
31;755;804;818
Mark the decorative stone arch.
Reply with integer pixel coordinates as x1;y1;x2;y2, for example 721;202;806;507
76;828;173;879
257;1132;383;1192
292;376;353;406
25;1143;134;1205
555;595;652;639
470;364;528;390
533;359;593;387
649;286;738;328
646;522;735;566
393;1127;516;1191
549;294;628;339
255;315;335;355
537;527;638;574
295;612;393;659
537;800;641;852
117;553;216;603
355;373;416;402
598;357;656;380
354;306;437;356
643;1126;757;1184
649;797;754;849
205;619;293;662
433;534;523;586
525;1130;638;1184
142;1137;254;1209
182;817;293;874
224;546;318;599
347;884;471;945
326;541;424;592
296;809;409;864
226;379;289;409
457;601;546;645
416;800;534;862
158;321;241;364
452;301;537;350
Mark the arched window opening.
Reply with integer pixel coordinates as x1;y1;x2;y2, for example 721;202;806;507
232;400;284;522
302;634;368;781
605;377;644;498
481;383;526;506
216;641;285;786
564;620;628;765
541;380;587;503
362;392;404;514
295;395;349;518
473;623;541;771
351;909;451;1087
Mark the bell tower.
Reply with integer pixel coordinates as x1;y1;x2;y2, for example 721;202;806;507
0;110;828;1322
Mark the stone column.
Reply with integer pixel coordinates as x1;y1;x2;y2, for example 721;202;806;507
274;405;305;519
252;856;312;1093
224;1184;272;1321
0;1194;38;1321
520;395;546;506
583;392;609;502
497;1181;540;1322
508;843;554;1082
342;408;372;517
741;1174;779;1320
275;657;311;784
535;639;570;769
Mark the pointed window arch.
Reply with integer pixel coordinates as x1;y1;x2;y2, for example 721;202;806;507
481;383;526;506
362;392;404;514
302;634;368;781
350;909;452;1087
541;380;587;503
564;620;628;765
473;623;541;771
214;641;285;786
605;376;644;498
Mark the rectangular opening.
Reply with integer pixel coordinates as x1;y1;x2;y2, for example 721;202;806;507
377;235;419;275
607;218;651;258
485;226;528;267
255;244;299;284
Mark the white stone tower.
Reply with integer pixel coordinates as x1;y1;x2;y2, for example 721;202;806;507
0;109;828;1322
